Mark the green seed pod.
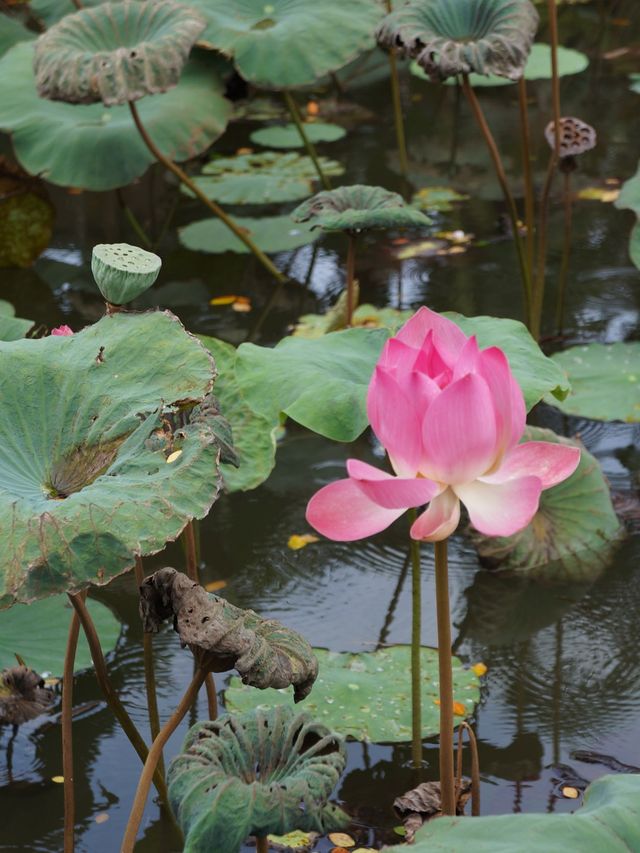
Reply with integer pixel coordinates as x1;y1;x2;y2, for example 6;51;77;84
91;243;161;306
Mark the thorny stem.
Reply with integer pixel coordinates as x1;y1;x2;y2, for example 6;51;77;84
128;101;286;284
456;722;481;816
67;592;169;803
517;78;535;283
461;75;532;322
134;558;164;777
121;668;208;853
409;515;423;772
282;91;331;190
435;538;455;816
62;592;84;853
555;171;573;335
345;232;357;327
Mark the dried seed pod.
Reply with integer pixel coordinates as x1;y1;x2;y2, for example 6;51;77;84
545;117;597;158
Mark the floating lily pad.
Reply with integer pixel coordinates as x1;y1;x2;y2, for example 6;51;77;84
292;185;430;232
250;122;346;149
0;595;120;675
545;342;640;422
179;214;316;254
168;705;347;853
472;427;624;582
188;151;344;205
0;300;33;341
34;1;206;106
0;310;225;608
411;186;470;212
188;0;381;89
378;0;539;82
225;646;480;743
0;14;35;58
411;44;589;86
198;336;277;492
0;42;231;190
384;774;640;852
615;161;640;269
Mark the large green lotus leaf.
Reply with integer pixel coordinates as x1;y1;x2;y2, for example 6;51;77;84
0;595;120;675
250;122;346;149
377;0;539;82
291;185;431;232
198;336;277;492
0;301;33;341
0;311;224;607
168;705;347;853
188;151;344;205
384;774;640;852
411;43;588;86
0;42;231;190
235;327;389;442
615;161;640;269
179;214;316;254
187;0;382;89
472;427;624;582
225;646;480;743
545;343;640;422
444;312;570;408
30;0;106;26
0;14;35;58
34;0;205;106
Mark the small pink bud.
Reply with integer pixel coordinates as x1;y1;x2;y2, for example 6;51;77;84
51;325;74;337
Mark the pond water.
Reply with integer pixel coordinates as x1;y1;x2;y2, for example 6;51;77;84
1;3;640;851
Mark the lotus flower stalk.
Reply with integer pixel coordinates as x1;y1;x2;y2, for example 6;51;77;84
62;598;82;853
282;91;332;190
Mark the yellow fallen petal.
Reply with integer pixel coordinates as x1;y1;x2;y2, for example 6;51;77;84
453;701;466;716
328;834;355;848
209;295;237;306
472;662;488;677
562;786;580;799
166;450;182;464
94;813;109;824
52;776;64;784
287;533;320;550
205;580;227;592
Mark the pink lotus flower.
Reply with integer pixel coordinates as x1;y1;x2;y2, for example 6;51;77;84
307;307;580;542
51;325;73;336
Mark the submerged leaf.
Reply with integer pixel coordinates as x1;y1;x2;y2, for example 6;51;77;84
139;568;318;701
393;780;472;841
167;705;347;853
179;214;316;254
0;665;54;725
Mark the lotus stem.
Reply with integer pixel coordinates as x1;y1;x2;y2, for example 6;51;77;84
345;232;357;327
548;0;562;162
531;155;556;341
387;51;409;185
517;78;535;284
255;837;269;853
121;668;208;853
116;189;153;249
409;521;422;772
62;594;84;853
204;673;218;720
555;170;573;335
282;91;331;191
127;101;286;284
456;721;480;816
434;538;455;816
66;592;168;804
460;75;532;322
134;557;164;776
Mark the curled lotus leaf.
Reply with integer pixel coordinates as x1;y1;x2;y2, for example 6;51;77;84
472;427;624;582
0;42;231;191
544;117;596;159
0;311;226;608
377;0;539;82
0;665;54;725
291;185;430;233
91;243;161;305
186;0;382;89
167;705;347;853
33;0;206;107
139;567;318;701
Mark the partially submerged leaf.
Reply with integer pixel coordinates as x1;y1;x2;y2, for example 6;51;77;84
139;567;318;701
0;665;54;725
179;214;316;254
291;185;430;233
411;186;470;212
251;122;346;149
225;646;480;742
268;831;319;852
393;780;472;842
167;705;348;853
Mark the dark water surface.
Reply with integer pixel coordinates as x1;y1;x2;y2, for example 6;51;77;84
1;3;640;850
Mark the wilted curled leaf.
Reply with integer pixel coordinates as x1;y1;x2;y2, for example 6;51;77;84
393;780;472;842
0;665;55;725
139;568;318;701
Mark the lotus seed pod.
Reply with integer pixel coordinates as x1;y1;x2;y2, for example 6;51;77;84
91;243;161;305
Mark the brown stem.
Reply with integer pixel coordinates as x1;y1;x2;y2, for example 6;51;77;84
134;558;164;774
555;171;573;335
182;520;199;583
67;592;168;803
548;0;562;162
62;594;84;853
457;722;481;816
127;101;286;284
255;837;269;853
282;91;331;190
409;522;422;772
121;669;208;852
531;154;557;341
204;673;218;720
345;233;357;327
461;75;532;319
434;539;455;816
517;78;535;287
70;0;83;8
387;48;409;184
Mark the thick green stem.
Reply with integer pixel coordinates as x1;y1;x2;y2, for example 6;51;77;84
121;669;207;853
345;233;357;327
128;101;286;284
555;171;573;335
62;596;84;853
409;521;422;771
134;558;164;776
517;78;535;289
283;91;331;190
434;538;455;816
461;75;531;320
